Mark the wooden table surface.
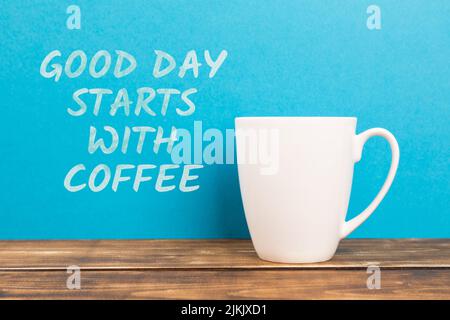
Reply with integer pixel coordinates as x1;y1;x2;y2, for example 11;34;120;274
0;239;449;299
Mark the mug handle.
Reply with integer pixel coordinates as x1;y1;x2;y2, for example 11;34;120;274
340;128;400;239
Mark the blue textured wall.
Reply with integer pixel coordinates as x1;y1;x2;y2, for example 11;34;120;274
0;0;449;239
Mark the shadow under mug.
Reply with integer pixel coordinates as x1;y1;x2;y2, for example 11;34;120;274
235;117;399;263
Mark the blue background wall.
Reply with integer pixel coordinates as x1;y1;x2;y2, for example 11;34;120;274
0;0;449;239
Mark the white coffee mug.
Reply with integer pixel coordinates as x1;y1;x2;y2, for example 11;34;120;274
235;117;399;263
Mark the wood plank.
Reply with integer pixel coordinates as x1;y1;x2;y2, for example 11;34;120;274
0;239;449;270
1;269;449;299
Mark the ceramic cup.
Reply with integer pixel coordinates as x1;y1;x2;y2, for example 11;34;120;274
235;117;399;263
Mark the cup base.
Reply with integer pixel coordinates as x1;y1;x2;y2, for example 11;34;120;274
256;252;335;264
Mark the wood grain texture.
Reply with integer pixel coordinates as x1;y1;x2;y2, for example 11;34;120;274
0;239;449;299
1;269;449;300
0;239;449;270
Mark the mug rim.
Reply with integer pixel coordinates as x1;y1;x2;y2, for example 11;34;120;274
235;116;357;123
236;116;356;119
